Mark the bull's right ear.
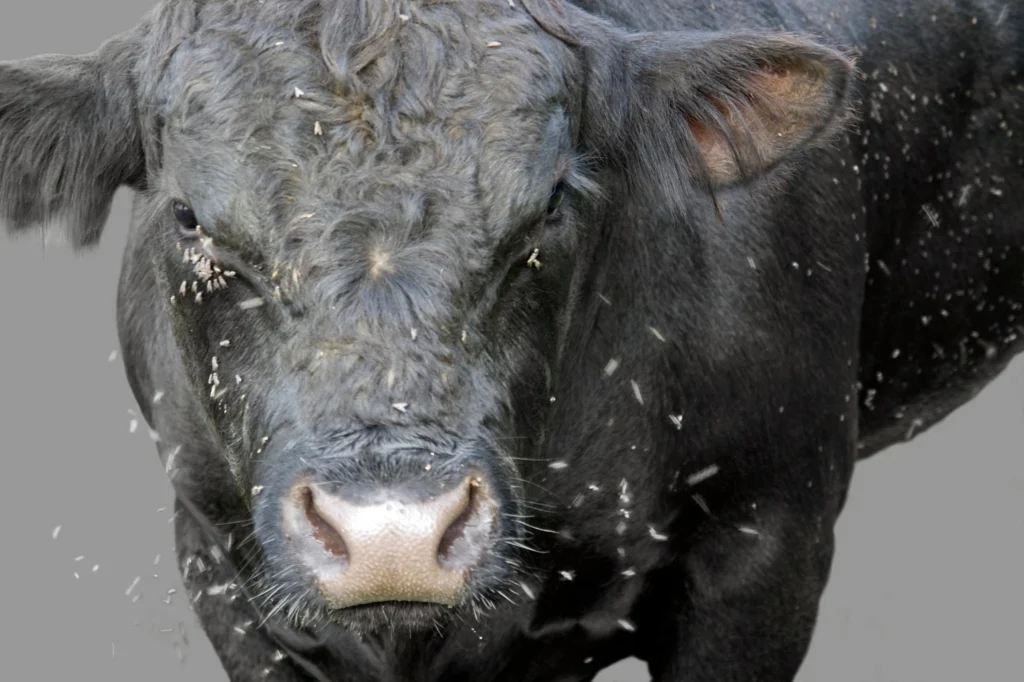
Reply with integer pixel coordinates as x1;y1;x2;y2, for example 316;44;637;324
0;25;148;250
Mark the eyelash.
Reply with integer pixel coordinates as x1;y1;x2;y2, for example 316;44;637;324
546;182;566;221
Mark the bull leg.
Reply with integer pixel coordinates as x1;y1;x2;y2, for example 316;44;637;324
643;502;837;682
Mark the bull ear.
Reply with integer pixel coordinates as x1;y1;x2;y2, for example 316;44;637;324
0;27;147;249
630;31;855;187
582;29;855;193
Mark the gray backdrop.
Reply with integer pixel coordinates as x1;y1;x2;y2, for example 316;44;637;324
1;2;1021;681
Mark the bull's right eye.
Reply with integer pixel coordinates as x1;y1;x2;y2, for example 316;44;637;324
171;200;199;234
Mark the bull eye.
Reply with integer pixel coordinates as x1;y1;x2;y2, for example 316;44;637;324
546;182;566;219
171;200;199;234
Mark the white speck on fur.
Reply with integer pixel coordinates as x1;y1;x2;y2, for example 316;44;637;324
686;464;719;486
905;418;925;440
604;358;620;376
630;380;643;405
648;527;669;541
392;402;409;413
165;445;181;476
526;248;542;269
958;185;973;206
549;461;568;470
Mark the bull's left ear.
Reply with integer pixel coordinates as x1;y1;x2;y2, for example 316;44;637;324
593;30;856;190
0;25;148;249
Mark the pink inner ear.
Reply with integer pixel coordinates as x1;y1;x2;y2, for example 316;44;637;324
686;60;832;186
750;61;827;115
686;91;738;146
754;63;795;95
685;93;754;185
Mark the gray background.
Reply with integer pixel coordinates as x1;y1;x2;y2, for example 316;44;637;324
1;2;1021;681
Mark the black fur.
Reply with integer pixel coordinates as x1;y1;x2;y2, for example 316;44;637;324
2;0;1023;680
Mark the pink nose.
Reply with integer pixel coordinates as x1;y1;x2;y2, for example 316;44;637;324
280;474;498;609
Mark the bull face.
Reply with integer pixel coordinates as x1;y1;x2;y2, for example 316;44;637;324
0;0;853;634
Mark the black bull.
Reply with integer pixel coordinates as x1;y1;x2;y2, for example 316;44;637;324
2;0;1022;680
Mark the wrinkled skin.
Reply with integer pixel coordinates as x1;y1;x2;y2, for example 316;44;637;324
2;0;1023;680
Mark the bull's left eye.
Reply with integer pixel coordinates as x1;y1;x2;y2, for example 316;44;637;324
171;200;199;234
547;182;566;219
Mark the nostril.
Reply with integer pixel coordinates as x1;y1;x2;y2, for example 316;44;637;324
300;485;348;559
437;477;496;570
436;483;474;561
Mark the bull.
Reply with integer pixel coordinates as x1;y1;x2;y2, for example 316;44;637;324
2;0;1022;680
